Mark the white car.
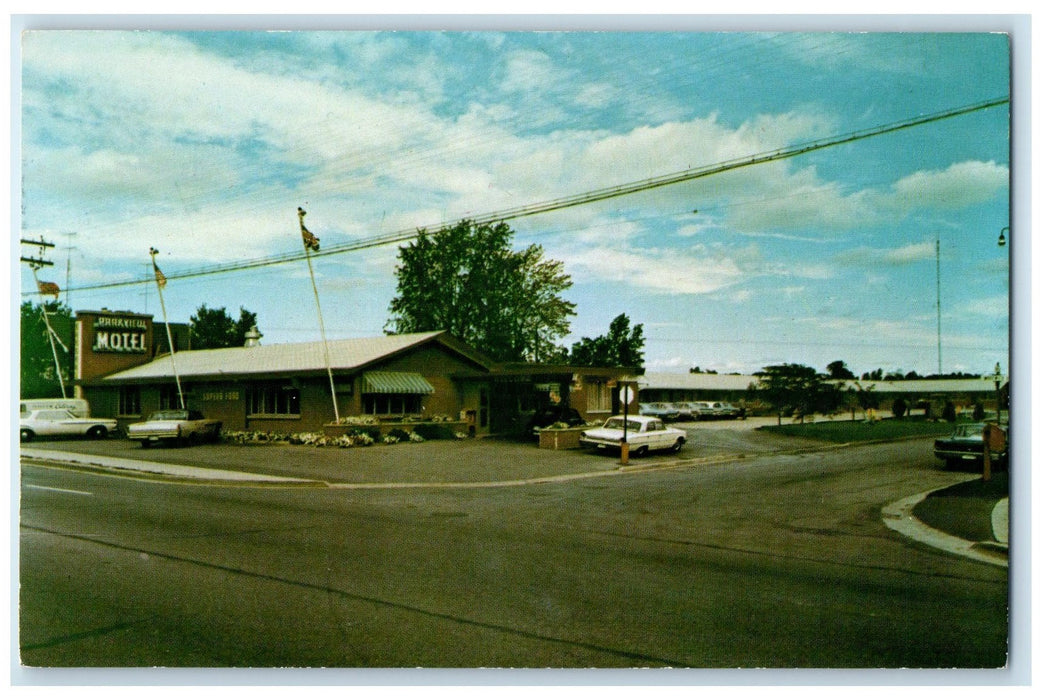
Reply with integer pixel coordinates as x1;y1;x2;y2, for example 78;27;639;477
20;409;118;442
127;409;223;447
580;414;686;456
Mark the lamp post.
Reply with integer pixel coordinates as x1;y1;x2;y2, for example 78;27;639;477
993;362;1003;425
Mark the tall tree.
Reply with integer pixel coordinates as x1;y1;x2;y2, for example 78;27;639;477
20;300;73;398
189;304;258;349
569;313;646;369
750;363;842;424
386;220;576;362
826;360;856;380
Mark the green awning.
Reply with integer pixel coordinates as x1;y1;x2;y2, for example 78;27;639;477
361;371;435;394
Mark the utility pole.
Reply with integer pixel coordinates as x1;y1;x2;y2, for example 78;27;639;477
20;236;68;398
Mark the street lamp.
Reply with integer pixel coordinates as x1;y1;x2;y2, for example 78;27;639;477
998;226;1009;247
993;362;1003;424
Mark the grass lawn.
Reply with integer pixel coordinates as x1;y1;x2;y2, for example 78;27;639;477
758;416;962;443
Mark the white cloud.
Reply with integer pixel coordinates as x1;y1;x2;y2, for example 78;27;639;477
889;161;1009;211
560;245;743;295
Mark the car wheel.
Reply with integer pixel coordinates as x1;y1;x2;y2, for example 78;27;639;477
20;429;34;443
87;425;108;439
633;445;649;457
139;440;151;448
670;439;684;453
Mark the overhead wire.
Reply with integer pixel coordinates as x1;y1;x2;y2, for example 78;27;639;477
34;94;1008;297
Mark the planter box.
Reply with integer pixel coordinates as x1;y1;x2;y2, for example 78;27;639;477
537;426;586;450
323;421;470;438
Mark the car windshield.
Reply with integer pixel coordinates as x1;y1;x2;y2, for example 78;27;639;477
953;424;984;438
149;410;189;421
604;418;641;431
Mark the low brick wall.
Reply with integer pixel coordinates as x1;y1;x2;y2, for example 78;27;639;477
537;427;586;450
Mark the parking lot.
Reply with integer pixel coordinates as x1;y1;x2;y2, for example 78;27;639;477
20;416;823;486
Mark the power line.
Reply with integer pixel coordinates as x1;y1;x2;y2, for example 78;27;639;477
37;95;1009;296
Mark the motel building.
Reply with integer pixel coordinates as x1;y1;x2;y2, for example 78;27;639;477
72;308;637;437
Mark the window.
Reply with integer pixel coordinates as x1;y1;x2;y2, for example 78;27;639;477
247;384;301;417
159;385;180;410
118;387;141;416
363;393;422;415
586;380;612;412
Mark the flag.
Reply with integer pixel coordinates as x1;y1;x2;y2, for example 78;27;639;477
153;261;167;288
298;207;320;252
37;280;60;298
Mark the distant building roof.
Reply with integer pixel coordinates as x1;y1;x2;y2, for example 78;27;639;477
98;331;491;383
639;372;758;391
639;372;1002;394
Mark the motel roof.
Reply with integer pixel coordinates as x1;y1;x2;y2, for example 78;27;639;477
97;331;494;384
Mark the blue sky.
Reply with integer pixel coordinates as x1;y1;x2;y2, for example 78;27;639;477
16;25;1012;377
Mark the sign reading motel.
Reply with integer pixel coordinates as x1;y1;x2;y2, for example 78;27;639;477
91;315;148;353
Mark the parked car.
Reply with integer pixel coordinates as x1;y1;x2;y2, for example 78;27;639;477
700;401;740;419
638;402;681;422
127;409;223;447
19;409;117;442
934;422;1008;469
580;415;686;456
672;402;701;421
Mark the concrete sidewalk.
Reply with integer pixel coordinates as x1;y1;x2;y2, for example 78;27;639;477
882;477;1009;569
20;448;318;484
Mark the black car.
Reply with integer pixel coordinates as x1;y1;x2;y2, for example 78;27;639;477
934;422;1008;469
525;406;586;436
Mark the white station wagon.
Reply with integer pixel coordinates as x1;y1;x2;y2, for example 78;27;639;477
579;414;686;456
20;409;118;442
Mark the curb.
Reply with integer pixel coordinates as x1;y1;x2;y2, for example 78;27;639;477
882;482;1008;568
20;448;320;486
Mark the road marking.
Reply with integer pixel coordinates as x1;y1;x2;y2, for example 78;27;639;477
25;484;93;496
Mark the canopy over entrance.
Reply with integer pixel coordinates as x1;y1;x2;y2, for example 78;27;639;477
361;371;435;394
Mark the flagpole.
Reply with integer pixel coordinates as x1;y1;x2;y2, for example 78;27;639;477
297;207;340;423
30;267;67;399
150;248;185;410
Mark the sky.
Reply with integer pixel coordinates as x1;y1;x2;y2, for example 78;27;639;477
15;21;1014;378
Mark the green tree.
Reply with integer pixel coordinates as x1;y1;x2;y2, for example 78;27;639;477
751;363;841;424
826;360;856;380
846;381;880;420
386;220;576;362
189;304;258;349
569;314;646;369
20;300;74;398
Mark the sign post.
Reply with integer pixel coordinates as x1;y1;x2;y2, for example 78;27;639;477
619;385;634;465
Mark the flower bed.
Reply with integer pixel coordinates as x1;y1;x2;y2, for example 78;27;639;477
221;419;471;447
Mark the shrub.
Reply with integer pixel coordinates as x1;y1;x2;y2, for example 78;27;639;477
387;428;411;442
892;398;907;419
413;422;456;440
941;400;957;422
350;426;381;442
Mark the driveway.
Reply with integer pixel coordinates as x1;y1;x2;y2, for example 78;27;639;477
20;420;826;486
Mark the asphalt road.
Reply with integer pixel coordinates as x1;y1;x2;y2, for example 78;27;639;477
18;436;1008;671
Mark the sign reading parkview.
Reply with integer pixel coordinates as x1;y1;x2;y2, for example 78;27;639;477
92;316;148;354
